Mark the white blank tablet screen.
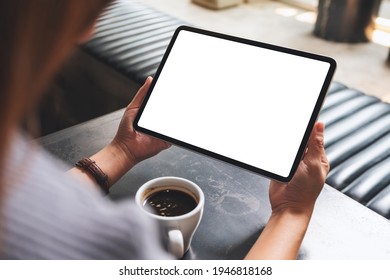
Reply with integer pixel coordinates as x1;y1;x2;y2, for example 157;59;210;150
136;27;335;180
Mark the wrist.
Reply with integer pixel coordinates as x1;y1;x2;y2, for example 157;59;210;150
268;209;312;246
245;205;313;260
110;138;138;168
89;141;135;187
270;206;313;224
75;157;109;194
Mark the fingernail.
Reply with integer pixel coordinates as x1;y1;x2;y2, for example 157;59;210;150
316;122;325;133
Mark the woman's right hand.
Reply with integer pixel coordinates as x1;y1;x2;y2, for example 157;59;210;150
268;122;329;218
245;122;329;260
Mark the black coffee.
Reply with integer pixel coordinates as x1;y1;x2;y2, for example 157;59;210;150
143;188;197;217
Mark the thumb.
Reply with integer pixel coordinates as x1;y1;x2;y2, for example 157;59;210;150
304;122;328;167
128;76;153;109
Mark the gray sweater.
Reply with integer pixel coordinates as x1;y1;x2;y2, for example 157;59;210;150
0;133;171;259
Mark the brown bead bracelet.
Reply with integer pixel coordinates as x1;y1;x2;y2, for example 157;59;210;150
75;157;109;194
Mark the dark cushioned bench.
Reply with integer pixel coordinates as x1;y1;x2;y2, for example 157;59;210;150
321;83;390;218
80;0;390;219
39;0;188;135
84;0;187;84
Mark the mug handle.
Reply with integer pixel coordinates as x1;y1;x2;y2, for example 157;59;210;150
168;229;184;258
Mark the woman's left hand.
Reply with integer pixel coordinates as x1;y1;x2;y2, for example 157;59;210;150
112;76;171;166
69;77;170;189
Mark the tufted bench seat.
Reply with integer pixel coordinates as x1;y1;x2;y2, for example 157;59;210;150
77;0;390;219
84;0;187;85
321;83;390;218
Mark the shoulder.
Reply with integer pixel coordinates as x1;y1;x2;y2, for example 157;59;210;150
1;133;171;259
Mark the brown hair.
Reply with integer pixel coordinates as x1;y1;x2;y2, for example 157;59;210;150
0;0;112;194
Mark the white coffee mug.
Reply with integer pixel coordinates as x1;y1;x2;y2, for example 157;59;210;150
135;176;204;258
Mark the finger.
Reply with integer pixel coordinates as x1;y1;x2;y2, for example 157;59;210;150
304;122;327;164
128;76;153;109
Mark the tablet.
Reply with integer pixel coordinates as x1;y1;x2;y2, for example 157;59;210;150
134;26;336;182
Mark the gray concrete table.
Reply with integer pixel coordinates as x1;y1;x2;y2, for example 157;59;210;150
39;109;390;259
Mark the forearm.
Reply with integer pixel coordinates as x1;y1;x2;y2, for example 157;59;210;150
67;141;135;190
66;77;171;191
244;211;311;260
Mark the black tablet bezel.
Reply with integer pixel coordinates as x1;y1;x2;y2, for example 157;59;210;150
134;25;336;182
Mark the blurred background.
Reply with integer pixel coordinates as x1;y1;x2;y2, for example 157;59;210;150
141;0;390;102
40;0;390;135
